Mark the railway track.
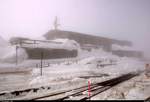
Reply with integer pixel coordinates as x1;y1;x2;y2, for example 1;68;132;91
0;85;51;100
1;72;140;100
28;72;139;100
145;96;150;101
36;72;138;100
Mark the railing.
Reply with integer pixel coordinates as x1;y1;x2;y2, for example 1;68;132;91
17;39;62;47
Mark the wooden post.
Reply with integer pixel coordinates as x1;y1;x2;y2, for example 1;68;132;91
40;51;44;76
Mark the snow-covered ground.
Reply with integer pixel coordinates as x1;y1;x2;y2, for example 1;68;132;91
91;73;150;100
0;36;148;100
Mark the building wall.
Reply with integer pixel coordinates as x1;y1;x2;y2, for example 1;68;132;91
44;30;145;58
24;47;78;59
44;30;124;51
112;50;143;58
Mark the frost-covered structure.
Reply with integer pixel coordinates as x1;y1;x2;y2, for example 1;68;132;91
0;36;28;63
0;46;28;63
44;30;143;58
112;44;143;58
44;30;132;52
11;38;80;59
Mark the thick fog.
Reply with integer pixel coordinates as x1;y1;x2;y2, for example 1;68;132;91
0;0;150;58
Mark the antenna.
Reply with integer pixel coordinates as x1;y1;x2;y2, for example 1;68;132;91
53;16;60;30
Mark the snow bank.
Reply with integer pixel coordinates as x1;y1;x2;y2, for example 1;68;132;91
0;36;10;47
125;88;145;100
91;73;150;100
79;48;119;59
112;44;135;51
29;48;144;85
0;36;11;58
29;76;52;86
52;38;80;50
0;46;28;63
78;48;119;66
0;36;28;63
100;57;145;76
79;56;99;64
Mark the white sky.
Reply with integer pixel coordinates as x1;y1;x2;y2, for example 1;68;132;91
0;0;150;57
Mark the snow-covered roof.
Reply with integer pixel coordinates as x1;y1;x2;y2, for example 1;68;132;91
20;38;80;50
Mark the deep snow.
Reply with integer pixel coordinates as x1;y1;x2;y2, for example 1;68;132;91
0;37;148;100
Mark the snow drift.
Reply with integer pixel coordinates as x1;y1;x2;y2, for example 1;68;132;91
0;46;28;63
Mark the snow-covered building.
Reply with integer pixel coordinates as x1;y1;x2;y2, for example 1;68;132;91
44;30;132;52
8;30;144;60
11;38;79;59
43;30;143;58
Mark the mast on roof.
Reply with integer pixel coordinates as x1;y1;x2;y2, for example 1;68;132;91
53;16;60;30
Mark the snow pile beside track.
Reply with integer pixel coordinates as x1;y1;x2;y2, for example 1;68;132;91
91;73;150;100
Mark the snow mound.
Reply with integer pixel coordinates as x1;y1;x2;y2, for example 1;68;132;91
79;48;119;65
29;76;51;86
52;38;80;50
0;36;9;47
79;48;119;59
112;44;135;51
125;88;145;100
79;56;99;64
0;46;28;63
0;36;11;58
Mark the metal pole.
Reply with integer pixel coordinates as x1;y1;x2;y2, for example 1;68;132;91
16;46;18;65
40;51;44;76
